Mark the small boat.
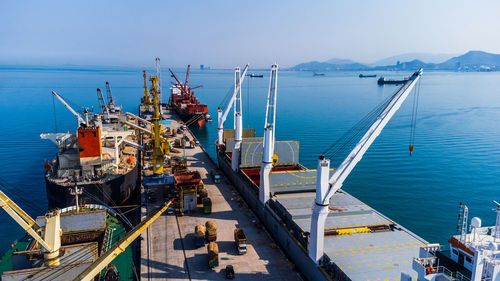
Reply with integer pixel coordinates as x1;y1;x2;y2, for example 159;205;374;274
313;72;325;76
359;74;377;78
247;73;264;78
377;76;409;85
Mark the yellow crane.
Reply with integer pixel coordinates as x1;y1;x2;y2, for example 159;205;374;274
0;189;62;266
73;198;175;281
149;75;169;174
142;70;152;110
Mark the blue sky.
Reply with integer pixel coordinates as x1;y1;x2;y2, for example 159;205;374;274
1;0;500;68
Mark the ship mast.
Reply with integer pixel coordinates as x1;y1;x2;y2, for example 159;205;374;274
259;64;278;203
308;69;423;263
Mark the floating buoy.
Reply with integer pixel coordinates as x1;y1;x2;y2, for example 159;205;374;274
409;145;414;156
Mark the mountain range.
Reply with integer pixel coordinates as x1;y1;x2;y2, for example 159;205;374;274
291;51;500;72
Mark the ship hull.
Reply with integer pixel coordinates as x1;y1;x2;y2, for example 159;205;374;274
45;163;140;209
173;106;206;127
216;149;328;281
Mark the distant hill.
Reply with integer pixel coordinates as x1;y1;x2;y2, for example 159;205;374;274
324;58;357;65
370;53;457;66
292;61;368;71
436;50;500;71
290;50;500;72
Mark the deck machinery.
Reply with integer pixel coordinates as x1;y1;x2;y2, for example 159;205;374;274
217;65;430;280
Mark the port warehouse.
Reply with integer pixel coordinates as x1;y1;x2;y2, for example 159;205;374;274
217;137;426;281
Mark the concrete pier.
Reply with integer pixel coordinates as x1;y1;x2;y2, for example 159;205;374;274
139;109;301;281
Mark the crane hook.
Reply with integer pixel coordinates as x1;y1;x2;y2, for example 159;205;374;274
409;145;414;156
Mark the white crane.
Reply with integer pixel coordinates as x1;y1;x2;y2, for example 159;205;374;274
217;64;249;146
259;64;278;203
308;69;423;263
51;90;85;126
156;57;163;115
231;67;243;171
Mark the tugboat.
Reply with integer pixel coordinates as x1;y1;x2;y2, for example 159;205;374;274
169;65;209;127
41;86;141;209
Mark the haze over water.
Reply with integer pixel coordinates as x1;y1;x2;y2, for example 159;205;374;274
0;66;499;252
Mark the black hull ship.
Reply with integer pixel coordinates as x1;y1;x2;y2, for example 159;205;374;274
42;85;141;209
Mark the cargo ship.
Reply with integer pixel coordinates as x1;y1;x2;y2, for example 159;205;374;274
41;87;141;209
168;65;209;127
216;65;429;280
0;185;174;280
377;76;409;85
0;201;134;280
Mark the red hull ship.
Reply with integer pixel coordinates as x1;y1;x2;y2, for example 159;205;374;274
169;65;210;127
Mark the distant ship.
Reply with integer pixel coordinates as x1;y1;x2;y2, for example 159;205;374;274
313;72;325;76
377;76;409;85
42;85;140;209
247;73;264;78
359;74;377;78
169;65;209;127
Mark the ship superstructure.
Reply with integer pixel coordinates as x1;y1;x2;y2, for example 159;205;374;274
216;65;428;280
42;87;141;209
412;202;500;281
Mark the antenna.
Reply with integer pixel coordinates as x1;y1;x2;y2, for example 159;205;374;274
494;200;500;242
457;203;469;243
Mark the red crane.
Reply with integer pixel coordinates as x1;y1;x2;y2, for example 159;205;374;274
169;65;202;97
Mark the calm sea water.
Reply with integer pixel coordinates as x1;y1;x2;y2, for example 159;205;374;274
1;66;499;253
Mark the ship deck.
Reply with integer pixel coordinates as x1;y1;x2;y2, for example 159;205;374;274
274;190;425;280
223;161;428;281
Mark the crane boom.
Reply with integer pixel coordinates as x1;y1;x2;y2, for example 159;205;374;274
73;198;175;281
308;69;423;263
105;81;113;105
51;90;85;126
121;120;153;135
217;64;249;145
322;69;422;204
125;112;151;127
155;58;163;115
0;189;61;265
0;189;40;230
